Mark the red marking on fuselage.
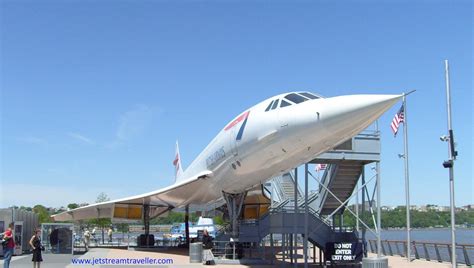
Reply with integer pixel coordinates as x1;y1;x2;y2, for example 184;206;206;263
225;111;250;131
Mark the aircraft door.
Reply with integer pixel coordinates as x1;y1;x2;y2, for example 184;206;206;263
277;105;293;129
227;126;238;158
277;105;300;153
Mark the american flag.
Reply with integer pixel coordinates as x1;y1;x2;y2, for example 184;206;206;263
315;164;327;172
390;104;405;136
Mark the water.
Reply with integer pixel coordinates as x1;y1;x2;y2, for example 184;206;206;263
363;228;473;244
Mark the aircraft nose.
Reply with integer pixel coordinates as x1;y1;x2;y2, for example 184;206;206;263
320;94;403;138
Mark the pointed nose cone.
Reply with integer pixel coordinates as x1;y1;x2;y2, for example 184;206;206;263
321;94;402;139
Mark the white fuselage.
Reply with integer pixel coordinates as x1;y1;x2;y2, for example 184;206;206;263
50;92;402;222
177;92;401;205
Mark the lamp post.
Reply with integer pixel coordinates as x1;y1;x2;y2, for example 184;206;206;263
442;59;457;268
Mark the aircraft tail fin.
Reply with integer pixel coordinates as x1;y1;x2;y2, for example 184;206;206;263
173;141;184;183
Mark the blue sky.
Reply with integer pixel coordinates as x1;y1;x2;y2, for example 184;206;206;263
0;0;472;208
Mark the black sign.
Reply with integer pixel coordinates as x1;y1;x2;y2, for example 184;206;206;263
325;242;363;263
197;230;204;241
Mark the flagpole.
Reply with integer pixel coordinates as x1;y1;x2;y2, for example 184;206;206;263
402;94;412;262
375;120;382;259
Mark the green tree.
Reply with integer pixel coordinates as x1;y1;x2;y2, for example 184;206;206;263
150;211;200;225
67;203;79;210
19;206;32;212
213;215;226;225
88;193;112;244
341;208;474;229
116;223;129;233
96;192;109;203
33;205;52;223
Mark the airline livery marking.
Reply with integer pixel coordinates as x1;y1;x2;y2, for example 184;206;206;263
224;111;250;141
173;153;180;173
224;111;250;131
206;146;226;168
236;112;250;141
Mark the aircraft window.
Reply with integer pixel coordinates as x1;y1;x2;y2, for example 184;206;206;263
271;99;279;110
285;93;308;104
280;100;292;108
265;100;274;112
300;92;319;99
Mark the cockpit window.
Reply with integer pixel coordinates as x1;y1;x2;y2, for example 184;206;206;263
285;93;308;104
265;100;274;112
300;92;319;99
271;99;279;110
280;100;292;108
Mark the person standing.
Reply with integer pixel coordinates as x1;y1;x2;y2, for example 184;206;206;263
202;229;214;265
107;227;113;244
2;222;15;268
29;228;43;268
91;227;97;244
83;228;91;251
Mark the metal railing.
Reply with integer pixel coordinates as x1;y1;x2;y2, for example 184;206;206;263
367;239;473;265
316;163;335;197
211;240;240;260
297;191;319;208
357;130;380;138
73;234;186;249
238;207;338;244
268;199;328;225
73;234;132;250
271;175;289;204
210;240;267;260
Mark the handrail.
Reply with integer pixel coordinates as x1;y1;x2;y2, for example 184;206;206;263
278;171;303;198
367;239;473;265
242;206;331;229
356;130;380;138
369;239;474;247
317;164;334;193
297;191;319;207
271;175;288;204
308;163;336;214
209;240;267;260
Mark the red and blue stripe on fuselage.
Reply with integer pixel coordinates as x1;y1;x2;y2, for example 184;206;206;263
224;111;250;141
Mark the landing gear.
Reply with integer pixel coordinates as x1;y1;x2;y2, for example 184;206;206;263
185;205;190;246
222;191;247;238
137;204;170;247
138;204;154;247
143;204;150;242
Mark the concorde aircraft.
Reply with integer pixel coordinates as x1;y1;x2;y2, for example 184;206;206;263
52;92;401;224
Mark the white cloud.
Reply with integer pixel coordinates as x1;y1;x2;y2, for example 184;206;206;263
117;104;152;140
68;132;94;145
107;104;152;148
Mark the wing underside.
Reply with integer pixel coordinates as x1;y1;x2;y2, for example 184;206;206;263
51;171;213;222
